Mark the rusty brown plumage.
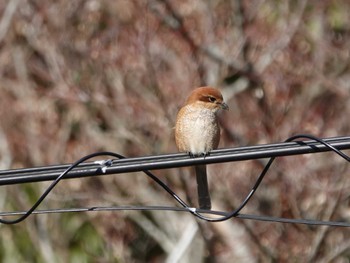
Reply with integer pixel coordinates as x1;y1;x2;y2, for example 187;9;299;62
175;86;228;209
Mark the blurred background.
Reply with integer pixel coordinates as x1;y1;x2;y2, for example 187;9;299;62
0;0;349;262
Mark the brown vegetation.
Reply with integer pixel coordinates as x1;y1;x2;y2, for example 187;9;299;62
0;0;349;262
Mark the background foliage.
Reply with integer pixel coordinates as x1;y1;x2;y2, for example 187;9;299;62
0;0;349;262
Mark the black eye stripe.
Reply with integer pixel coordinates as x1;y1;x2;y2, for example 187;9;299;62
208;96;216;102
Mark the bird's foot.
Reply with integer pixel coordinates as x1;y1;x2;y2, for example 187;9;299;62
188;152;210;158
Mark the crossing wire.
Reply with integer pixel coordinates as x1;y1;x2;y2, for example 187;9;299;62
0;134;349;225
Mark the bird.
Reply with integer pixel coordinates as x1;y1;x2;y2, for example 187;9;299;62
175;86;229;210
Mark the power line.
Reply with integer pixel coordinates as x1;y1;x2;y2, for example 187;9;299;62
0;205;349;227
0;134;349;225
0;135;349;186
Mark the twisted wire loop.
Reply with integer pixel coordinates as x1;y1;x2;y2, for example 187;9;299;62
0;134;349;225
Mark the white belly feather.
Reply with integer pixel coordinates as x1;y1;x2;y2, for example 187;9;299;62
176;105;220;155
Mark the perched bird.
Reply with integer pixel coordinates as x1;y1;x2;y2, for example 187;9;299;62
175;87;229;209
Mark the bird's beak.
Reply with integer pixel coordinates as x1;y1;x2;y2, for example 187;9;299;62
221;102;229;110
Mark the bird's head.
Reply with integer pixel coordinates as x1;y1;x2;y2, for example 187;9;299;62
185;86;229;112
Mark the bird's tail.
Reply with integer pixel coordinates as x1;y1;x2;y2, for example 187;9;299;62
195;165;211;210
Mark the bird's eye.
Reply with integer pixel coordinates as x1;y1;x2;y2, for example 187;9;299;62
208;96;216;103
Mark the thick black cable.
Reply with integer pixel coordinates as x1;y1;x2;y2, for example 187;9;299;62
191;134;350;222
0;136;349;185
0;134;349;225
286;134;350;161
0;152;122;224
143;134;350;222
0;151;194;224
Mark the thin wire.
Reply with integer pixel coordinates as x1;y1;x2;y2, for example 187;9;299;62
0;205;349;227
191;134;350;222
0;151;193;224
0;134;349;225
286;134;350;161
0;152;122;224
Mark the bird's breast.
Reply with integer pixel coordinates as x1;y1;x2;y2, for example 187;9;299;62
175;105;220;155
